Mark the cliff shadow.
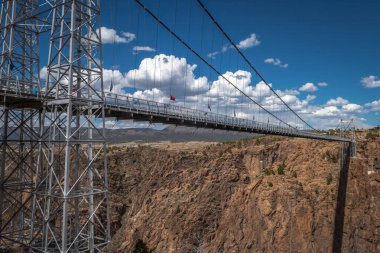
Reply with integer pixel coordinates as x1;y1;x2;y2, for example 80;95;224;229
332;144;351;253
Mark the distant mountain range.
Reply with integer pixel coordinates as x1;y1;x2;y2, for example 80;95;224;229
3;125;255;143
105;125;255;143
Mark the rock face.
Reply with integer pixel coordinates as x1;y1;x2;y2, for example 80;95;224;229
105;136;379;253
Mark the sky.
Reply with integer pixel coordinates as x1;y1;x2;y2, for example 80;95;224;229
47;0;380;129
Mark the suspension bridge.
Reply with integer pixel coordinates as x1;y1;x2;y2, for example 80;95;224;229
0;0;353;252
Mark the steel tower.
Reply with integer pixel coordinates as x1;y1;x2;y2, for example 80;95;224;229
0;0;42;248
0;0;109;252
30;0;109;252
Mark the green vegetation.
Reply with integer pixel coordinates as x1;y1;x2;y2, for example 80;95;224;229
322;150;338;163
365;131;379;140
327;129;337;135
277;162;286;175
268;182;273;187
240;137;254;143
264;168;275;176
255;138;261;145
222;137;254;145
326;173;333;185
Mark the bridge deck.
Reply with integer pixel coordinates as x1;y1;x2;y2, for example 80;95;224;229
104;93;351;142
0;83;351;143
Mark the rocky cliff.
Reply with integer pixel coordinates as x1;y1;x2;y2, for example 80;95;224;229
105;136;379;253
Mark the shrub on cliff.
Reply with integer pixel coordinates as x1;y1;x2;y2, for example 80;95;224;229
326;173;333;185
277;162;286;175
365;131;379;140
264;168;275;176
322;150;338;163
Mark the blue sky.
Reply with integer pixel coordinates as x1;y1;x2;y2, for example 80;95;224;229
92;0;380;129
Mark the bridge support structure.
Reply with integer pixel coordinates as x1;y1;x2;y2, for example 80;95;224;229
338;119;356;170
0;0;42;248
31;1;110;252
0;0;110;252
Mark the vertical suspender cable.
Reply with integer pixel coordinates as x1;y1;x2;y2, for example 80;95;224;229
141;6;150;99
169;0;178;103
197;9;206;110
134;0;296;129
207;26;213;112
111;0;117;94
195;0;315;131
183;0;192;107
152;0;160;102
133;3;142;93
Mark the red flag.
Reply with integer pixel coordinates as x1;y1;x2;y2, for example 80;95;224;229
170;95;175;101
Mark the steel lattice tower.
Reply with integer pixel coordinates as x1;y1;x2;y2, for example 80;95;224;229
30;0;109;252
0;0;109;252
0;0;42;248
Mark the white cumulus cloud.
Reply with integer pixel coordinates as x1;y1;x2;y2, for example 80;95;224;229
264;58;288;68
326;97;349;106
132;46;156;53
207;51;219;59
94;27;135;44
40;66;48;80
317;82;328;87
342;103;362;113
305;95;316;103
361;75;380;88
299;82;318;92
121;32;136;43
221;45;229;52
237;33;261;49
97;54;372;130
365;99;380;111
103;54;208;98
312;106;340;117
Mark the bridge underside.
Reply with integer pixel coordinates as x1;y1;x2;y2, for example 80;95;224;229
0;90;351;143
104;105;347;142
0;90;42;109
107;108;281;134
102;94;352;142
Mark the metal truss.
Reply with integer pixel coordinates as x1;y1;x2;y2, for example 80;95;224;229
0;0;109;252
29;0;110;252
338;119;356;167
0;0;42;250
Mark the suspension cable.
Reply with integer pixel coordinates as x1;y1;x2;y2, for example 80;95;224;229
134;0;297;130
195;0;316;131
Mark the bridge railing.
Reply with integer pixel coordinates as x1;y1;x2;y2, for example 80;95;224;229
103;92;351;142
0;78;40;96
0;82;351;142
105;92;282;127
